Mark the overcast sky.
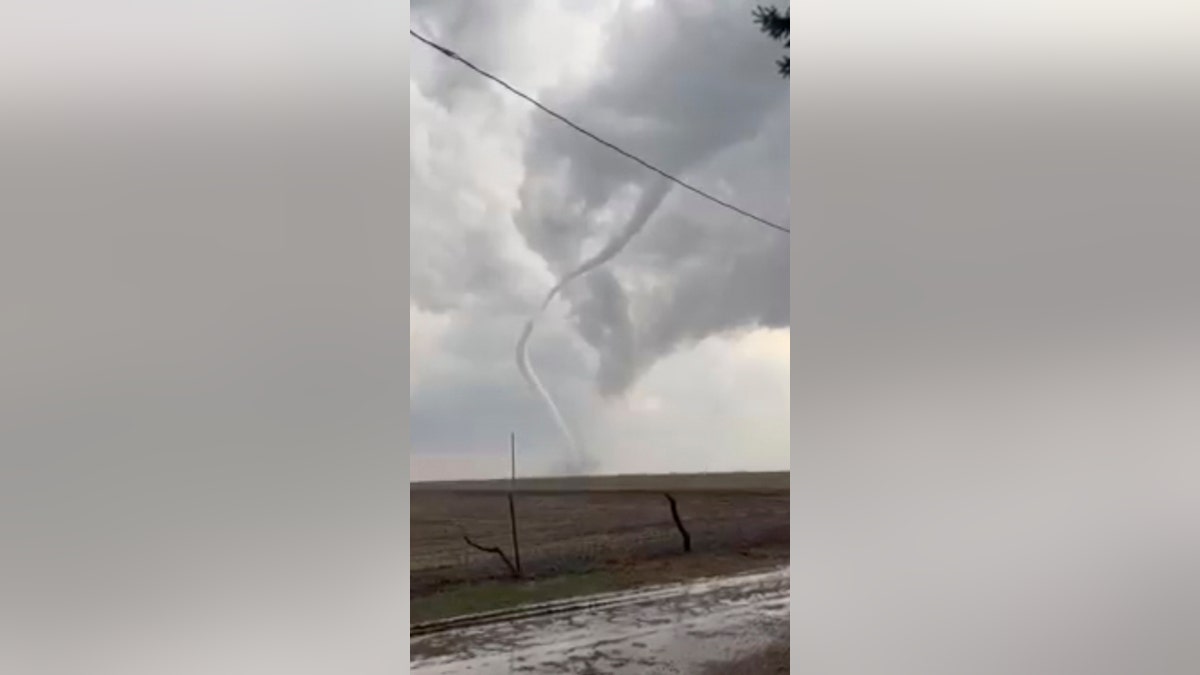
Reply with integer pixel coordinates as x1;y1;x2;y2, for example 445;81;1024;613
409;0;791;480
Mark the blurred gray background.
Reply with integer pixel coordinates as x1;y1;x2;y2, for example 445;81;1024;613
1;2;407;673
794;4;1200;672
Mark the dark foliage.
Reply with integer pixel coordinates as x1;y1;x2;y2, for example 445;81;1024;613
753;5;790;78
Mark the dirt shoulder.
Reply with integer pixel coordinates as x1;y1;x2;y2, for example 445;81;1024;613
411;544;788;625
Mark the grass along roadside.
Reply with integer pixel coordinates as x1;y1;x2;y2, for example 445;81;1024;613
411;546;787;625
411;571;625;625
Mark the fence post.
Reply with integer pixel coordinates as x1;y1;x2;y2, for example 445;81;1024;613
664;492;692;553
509;432;522;577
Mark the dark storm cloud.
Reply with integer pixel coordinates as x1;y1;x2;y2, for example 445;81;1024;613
410;307;593;455
511;0;790;396
410;366;584;458
569;268;639;395
410;0;540;109
409;0;791;475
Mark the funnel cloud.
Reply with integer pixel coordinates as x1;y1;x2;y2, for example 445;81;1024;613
515;177;672;470
410;0;790;479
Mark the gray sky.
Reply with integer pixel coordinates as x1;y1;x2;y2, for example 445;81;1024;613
409;0;791;480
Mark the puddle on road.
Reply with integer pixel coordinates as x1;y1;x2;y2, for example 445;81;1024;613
411;566;789;674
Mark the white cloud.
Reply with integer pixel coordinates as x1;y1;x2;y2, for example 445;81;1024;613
589;328;790;475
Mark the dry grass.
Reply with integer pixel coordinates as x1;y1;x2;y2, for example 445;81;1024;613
411;546;788;624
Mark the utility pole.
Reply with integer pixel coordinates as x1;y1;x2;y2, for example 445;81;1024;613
508;432;522;577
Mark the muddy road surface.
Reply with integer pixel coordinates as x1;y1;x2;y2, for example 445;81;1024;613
410;566;789;674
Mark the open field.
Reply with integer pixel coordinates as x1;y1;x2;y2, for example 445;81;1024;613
411;471;789;621
412;470;789;493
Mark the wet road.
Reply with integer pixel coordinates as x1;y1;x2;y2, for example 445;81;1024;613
410;566;789;674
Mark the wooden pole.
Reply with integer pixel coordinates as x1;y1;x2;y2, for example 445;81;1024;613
508;432;522;577
665;492;691;553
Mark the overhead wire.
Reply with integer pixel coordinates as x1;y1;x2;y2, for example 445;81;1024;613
409;29;790;235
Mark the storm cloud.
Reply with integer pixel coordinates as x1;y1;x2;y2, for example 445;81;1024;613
410;0;790;477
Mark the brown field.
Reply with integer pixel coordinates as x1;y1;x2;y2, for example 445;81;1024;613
411;471;790;601
411;470;790;494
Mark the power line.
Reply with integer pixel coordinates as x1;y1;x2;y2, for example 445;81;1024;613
410;29;790;235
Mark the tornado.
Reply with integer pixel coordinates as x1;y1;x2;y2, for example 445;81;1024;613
516;177;672;469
